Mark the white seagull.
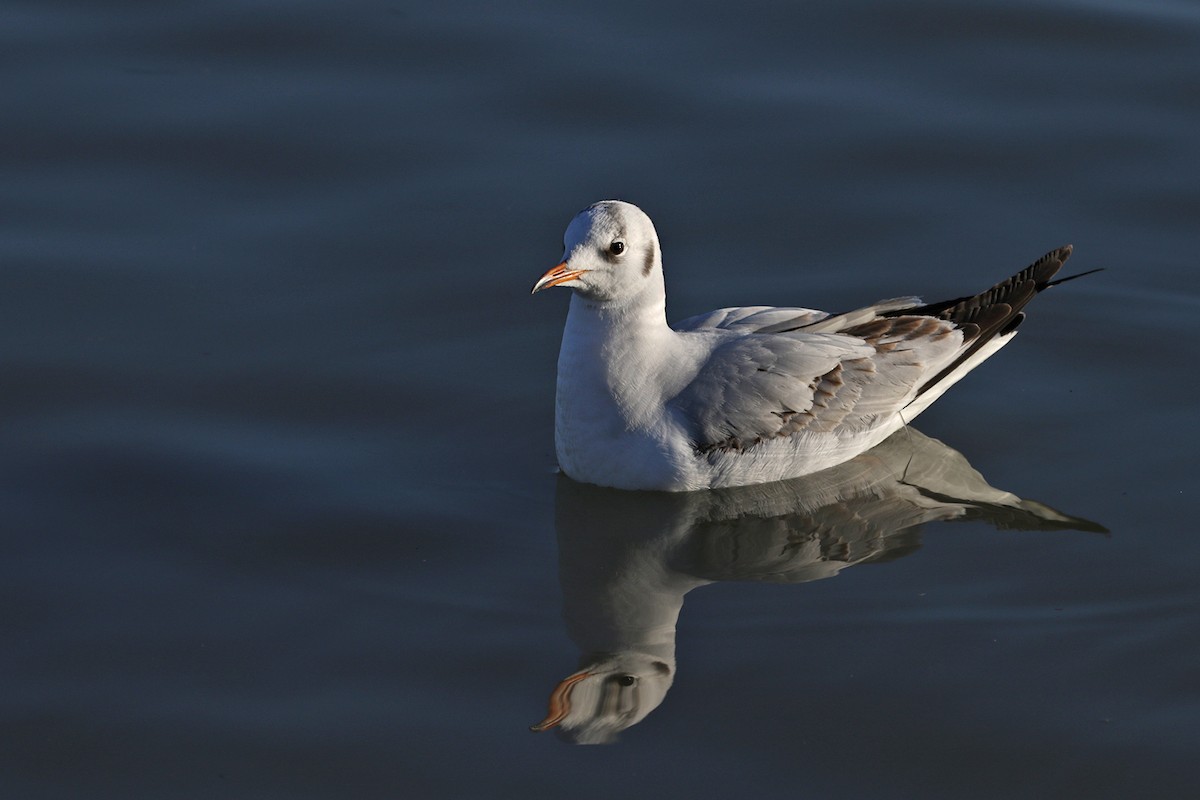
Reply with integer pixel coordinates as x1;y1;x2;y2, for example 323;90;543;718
533;200;1094;491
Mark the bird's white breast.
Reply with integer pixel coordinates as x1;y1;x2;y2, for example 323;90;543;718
553;295;705;490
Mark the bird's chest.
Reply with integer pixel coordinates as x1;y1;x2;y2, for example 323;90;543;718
553;341;689;489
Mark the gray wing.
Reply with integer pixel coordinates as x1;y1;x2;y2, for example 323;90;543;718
670;316;963;454
674;298;923;334
669;244;1080;455
674;305;831;333
754;297;922;333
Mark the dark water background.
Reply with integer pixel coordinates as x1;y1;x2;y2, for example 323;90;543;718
3;0;1198;797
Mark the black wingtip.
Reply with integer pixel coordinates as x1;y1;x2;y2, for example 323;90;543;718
1045;267;1104;288
999;311;1026;336
908;245;1089;399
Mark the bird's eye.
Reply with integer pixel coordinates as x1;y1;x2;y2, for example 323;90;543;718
617;675;636;686
609;241;625;255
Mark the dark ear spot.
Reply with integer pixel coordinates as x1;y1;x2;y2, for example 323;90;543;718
643;240;656;277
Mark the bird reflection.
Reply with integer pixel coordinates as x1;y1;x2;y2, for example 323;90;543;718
531;428;1105;744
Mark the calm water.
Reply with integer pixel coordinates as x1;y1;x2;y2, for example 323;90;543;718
2;0;1198;797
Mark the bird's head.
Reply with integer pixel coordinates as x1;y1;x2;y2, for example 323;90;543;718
532;200;664;306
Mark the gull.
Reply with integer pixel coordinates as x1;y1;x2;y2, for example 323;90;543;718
532;200;1095;491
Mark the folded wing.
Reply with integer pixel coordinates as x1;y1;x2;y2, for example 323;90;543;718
669;245;1077;456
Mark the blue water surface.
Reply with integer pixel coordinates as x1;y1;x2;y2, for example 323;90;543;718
1;1;1197;798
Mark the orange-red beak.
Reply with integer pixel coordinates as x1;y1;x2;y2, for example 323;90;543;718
529;670;591;732
532;262;587;295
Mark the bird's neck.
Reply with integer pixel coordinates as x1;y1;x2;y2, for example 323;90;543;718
559;290;678;421
563;286;670;346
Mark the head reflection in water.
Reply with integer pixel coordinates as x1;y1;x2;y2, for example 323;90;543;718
530;657;673;743
531;428;1105;744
